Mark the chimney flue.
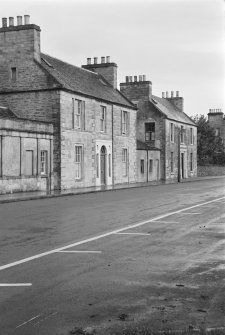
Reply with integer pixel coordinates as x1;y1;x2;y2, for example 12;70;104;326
106;56;110;63
176;91;179;97
94;57;98;64
2;17;7;27
24;15;30;25
101;56;105;64
17;15;22;25
9;17;14;26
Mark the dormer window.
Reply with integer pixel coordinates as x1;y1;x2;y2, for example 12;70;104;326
11;67;17;82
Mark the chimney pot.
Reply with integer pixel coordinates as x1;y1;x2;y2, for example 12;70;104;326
24;15;30;25
176;90;179;97
143;75;146;81
139;75;142;81
171;91;174;98
106;56;110;63
134;76;137;82
2;18;7;27
101;56;105;64
9;17;14;26
162;92;165;98
129;76;133;82
94;57;98;64
126;76;129;83
17;15;22;25
166;91;169;98
87;58;91;65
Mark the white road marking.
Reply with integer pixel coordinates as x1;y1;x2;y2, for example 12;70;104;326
15;315;41;328
0;196;224;272
57;250;102;253
0;283;32;287
114;232;151;236
151;220;179;223
33;312;58;326
178;212;201;215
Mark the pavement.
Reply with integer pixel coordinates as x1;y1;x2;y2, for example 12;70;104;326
0;175;224;204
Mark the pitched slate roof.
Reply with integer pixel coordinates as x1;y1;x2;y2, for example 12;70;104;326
40;53;134;109
151;95;195;126
0;107;18;119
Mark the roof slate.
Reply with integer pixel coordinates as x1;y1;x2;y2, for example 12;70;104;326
40;53;134;108
151;95;195;126
0;107;18;119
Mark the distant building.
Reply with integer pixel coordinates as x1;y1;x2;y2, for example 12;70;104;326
120;77;197;182
208;109;225;143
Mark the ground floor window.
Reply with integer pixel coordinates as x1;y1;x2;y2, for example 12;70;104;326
108;154;111;177
171;152;174;173
40;150;48;175
149;159;153;173
140;159;144;174
75;145;83;180
190;152;193;171
122;148;128;176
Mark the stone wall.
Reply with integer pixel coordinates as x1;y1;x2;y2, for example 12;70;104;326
197;165;225;177
0;118;53;194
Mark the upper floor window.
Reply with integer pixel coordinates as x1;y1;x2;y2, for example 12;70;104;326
40;150;48;175
180;125;184;143
121;111;129;135
170;123;174;142
75;145;83;180
100;106;106;132
190;128;194;144
72;99;85;130
122;148;128;176
145;123;155;141
11;67;17;82
215;128;220;137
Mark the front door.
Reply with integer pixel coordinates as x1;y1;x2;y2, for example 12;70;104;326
100;146;106;185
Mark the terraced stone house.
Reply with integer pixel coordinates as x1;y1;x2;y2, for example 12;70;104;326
120;76;197;182
0;16;136;193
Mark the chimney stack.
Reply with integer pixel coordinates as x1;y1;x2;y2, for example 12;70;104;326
176;91;179;97
24;15;30;25
9;17;14;26
17;16;22;25
101;56;105;64
87;57;91;65
162;92;165;98
171;91;174;98
134;76;137;82
94;57;98;64
166;91;169;98
106;56;110;63
2;18;7;27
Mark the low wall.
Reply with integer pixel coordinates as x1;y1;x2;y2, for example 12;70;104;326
197;165;225;177
0;176;52;194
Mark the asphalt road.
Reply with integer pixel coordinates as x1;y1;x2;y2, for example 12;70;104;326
0;177;225;335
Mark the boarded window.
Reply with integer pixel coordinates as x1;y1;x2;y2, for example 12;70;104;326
25;150;33;176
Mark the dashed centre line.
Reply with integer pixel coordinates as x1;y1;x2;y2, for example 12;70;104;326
57;250;102;254
0;196;224;272
0;283;32;287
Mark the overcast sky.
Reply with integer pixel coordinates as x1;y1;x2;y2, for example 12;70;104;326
1;0;224;117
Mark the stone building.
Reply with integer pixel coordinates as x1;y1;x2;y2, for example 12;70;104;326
0;16;136;193
120;76;197;182
208;109;225;143
0;106;53;194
